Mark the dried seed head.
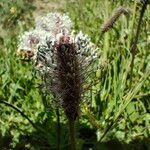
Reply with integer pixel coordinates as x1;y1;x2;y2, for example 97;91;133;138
101;6;131;33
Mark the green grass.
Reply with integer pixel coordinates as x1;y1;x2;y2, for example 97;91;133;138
66;0;150;144
0;0;150;149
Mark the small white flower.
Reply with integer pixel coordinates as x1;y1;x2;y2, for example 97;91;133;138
35;12;73;36
75;31;91;54
17;12;99;77
18;29;49;52
34;30;98;74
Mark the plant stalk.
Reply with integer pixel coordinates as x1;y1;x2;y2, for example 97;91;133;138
56;108;61;150
68;118;76;150
130;0;148;86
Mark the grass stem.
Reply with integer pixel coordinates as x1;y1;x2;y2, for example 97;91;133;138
130;0;149;86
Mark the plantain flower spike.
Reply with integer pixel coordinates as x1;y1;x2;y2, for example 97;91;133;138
18;12;98;121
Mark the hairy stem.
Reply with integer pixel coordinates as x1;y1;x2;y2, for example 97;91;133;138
68;118;76;150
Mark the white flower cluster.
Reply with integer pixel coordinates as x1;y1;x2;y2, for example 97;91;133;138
34;31;98;74
18;29;49;52
17;12;73;59
18;12;99;111
75;31;98;68
35;12;73;35
17;12;98;73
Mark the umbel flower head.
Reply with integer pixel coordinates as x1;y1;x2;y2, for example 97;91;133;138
17;12;98;121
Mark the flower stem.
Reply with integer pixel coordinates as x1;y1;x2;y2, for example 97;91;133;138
68;118;77;150
56;108;61;150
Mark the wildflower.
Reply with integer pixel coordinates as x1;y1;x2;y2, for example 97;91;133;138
35;12;73;36
35;31;98;120
17;29;50;59
18;12;99;150
18;13;98;116
17;13;73;60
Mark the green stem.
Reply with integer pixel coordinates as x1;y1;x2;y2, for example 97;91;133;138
56;108;61;150
0;100;48;136
68;118;76;150
130;0;148;86
0;100;35;128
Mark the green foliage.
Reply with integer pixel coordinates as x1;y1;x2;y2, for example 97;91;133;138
67;0;150;143
0;0;150;149
0;0;34;29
